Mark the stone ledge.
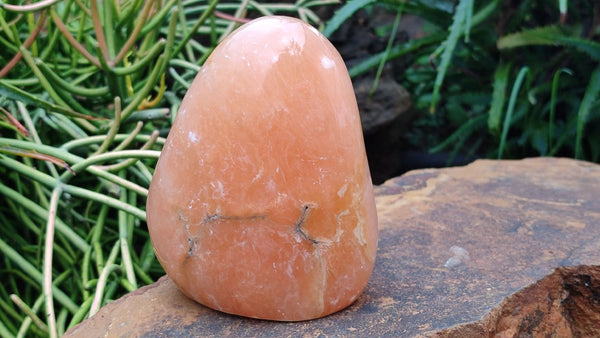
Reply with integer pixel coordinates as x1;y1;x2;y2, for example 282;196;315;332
66;157;600;337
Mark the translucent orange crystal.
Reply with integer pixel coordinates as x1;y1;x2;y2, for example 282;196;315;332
146;16;378;321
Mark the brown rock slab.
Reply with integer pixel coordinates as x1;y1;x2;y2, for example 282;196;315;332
66;157;600;337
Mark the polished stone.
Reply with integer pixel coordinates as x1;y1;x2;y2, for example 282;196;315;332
145;16;378;321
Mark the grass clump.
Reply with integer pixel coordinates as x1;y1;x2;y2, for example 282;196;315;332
0;0;335;336
341;0;600;163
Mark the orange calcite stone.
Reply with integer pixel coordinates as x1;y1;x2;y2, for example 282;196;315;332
146;16;378;321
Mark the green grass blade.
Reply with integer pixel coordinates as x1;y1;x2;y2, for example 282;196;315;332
430;114;486;153
497;25;600;61
575;65;600;159
430;0;474;113
321;0;375;38
488;63;511;134
349;33;444;78
498;66;530;159
464;0;474;42
549;68;572;152
497;25;564;48
369;2;403;96
349;0;498;79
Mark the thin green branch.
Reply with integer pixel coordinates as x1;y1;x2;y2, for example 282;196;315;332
111;0;154;66
49;10;101;68
89;241;120;316
16;294;45;337
0;237;79;313
10;295;47;334
0;155;149;219
172;0;220;58
110;39;166;76
92;97;122;157
118;179;137;289
98;131;159;172
90;0;109;67
0;10;47;79
0;181;89;252
0;0;60;12
44;187;62;338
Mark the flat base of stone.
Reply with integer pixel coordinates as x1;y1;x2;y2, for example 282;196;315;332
66;158;600;337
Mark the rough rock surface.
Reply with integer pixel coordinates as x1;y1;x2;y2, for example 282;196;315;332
66;157;600;337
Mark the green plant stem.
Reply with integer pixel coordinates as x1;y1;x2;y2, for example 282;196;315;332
17;102;60;178
43;187;62;338
0;182;89;252
0;320;12;338
63;184;147;220
59;133;165;151
172;0;219;58
111;0;154;67
102;0;117;61
0;10;47;79
168;67;192;88
0;9;16;43
90;0;109;67
132;263;154;285
1;138;154;195
430;114;486;153
19;47;93;117
67;150;161;177
487;63;511;134
125;109;171;123
49;10;101;68
10;294;47;334
37;61;108;97
92;97;122;157
112;122;145;151
118;175;137;289
120;55;166;120
89;241;120;316
0;80;93;120
134;0;171;34
66;297;93;331
110;39;166;76
219;0;249;41
98;131;159;171
16;294;45;338
91;204;109;272
0;156;148;219
0;0;60;12
0;237;79;313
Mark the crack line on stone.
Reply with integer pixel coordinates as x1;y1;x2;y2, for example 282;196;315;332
201;213;267;223
179;210;268;260
296;204;319;244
